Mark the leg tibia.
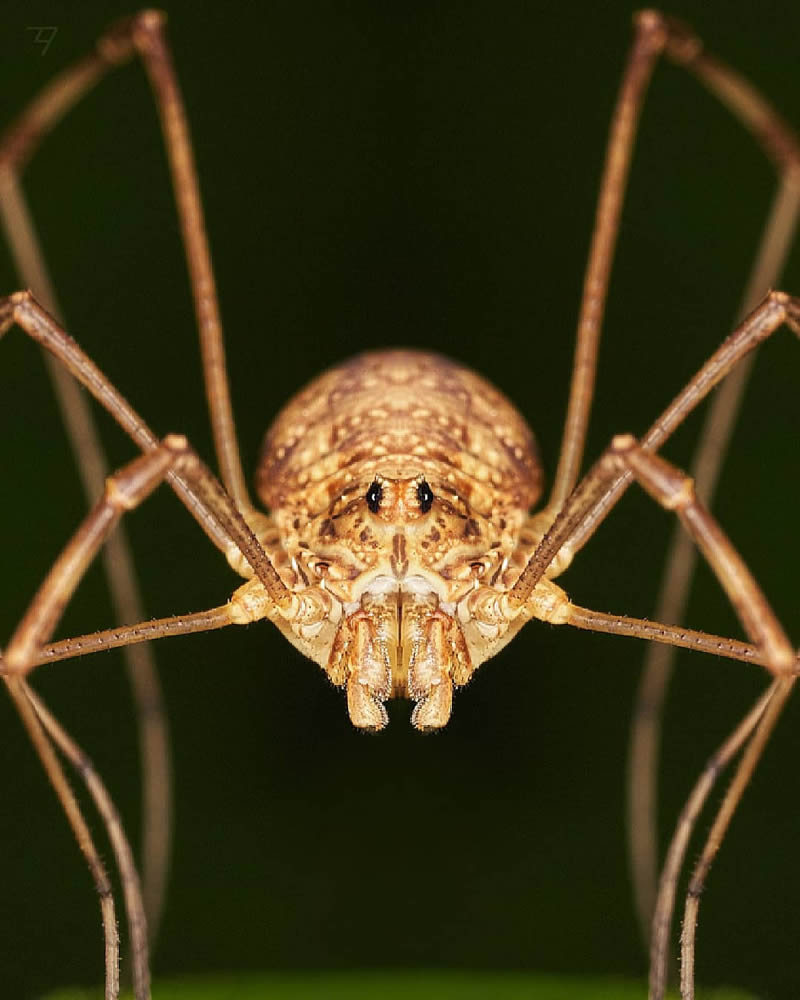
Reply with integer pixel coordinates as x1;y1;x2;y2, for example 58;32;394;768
5;435;191;673
608;435;794;675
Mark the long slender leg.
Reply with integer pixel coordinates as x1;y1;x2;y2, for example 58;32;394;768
564;606;798;674
0;10;249;509
509;290;800;610
0;8;257;939
3;673;120;1000
0;10;289;958
470;436;797;677
523;286;800;970
0;166;173;953
555;438;794;998
545;16;800;938
0;291;292;612
548;12;665;509
0;294;335;682
514;432;799;996
531;435;798;996
25;683;152;1000
679;677;794;1000
11;586;793;683
536;5;800;953
630;140;800;950
561;287;800;565
0;438;312;991
514;437;795;678
5;436;245;676
549;10;800;510
17;607;236;671
133;14;249;509
628;131;800;943
568;436;794;672
648;679;779;1000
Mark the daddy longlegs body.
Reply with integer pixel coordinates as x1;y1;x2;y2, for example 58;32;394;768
1;6;798;1000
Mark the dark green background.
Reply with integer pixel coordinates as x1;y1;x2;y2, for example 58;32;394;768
1;2;798;998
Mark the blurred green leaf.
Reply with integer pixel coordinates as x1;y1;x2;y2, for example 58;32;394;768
43;970;756;1000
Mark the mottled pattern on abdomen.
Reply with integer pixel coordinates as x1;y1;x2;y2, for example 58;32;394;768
257;350;541;518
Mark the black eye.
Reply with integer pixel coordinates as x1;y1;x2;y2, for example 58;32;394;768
366;480;383;513
417;480;434;513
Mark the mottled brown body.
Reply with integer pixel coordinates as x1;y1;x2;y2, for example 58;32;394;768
242;349;555;729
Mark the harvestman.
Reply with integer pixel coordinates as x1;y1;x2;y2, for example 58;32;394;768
1;10;798;1000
